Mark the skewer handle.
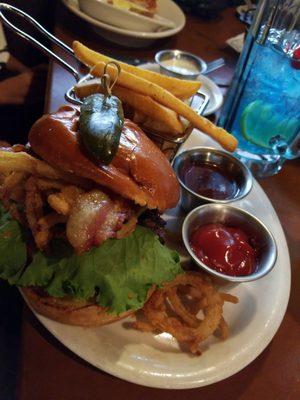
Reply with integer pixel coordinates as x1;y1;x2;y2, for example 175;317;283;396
0;3;80;81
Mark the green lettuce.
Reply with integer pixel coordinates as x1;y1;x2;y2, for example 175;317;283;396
0;204;27;284
0;203;182;314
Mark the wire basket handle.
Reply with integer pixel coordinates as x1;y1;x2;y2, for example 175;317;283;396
0;3;80;81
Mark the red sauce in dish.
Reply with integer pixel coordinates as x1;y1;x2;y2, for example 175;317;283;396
190;223;258;276
180;160;238;200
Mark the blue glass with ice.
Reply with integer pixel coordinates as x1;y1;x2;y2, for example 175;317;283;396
219;0;300;177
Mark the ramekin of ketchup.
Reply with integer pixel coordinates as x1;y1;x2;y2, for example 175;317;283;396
182;204;277;282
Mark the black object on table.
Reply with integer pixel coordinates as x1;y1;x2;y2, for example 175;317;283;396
0;282;23;400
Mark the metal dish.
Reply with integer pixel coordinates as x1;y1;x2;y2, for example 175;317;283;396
173;147;253;211
155;49;207;79
182;203;277;282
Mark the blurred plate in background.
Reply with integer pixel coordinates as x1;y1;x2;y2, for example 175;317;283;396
62;0;186;48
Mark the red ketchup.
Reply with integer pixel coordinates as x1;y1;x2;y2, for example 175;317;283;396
190;224;257;276
180;160;238;200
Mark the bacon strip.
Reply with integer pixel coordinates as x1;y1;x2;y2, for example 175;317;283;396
66;189;132;254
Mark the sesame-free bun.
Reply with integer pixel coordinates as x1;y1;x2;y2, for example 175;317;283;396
22;287;134;327
29;105;180;212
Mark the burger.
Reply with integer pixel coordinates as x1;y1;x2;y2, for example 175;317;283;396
0;104;182;327
0;104;237;355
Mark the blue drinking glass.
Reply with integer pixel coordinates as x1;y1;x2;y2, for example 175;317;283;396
219;0;300;177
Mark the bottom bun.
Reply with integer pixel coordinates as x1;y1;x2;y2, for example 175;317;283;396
21;287;134;327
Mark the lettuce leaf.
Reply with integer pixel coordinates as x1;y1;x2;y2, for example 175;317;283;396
19;226;182;314
0;202;182;314
0;203;27;284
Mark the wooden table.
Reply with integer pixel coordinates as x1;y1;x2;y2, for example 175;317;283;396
16;3;300;399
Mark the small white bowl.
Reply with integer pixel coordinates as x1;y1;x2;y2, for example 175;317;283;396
79;0;175;32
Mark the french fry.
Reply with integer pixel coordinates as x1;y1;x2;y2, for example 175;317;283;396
133;111;177;137
88;62;238;152
73;41;201;99
75;79;184;135
0;151;64;180
0;151;92;188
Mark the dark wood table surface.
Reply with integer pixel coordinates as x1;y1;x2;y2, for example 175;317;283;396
16;3;300;399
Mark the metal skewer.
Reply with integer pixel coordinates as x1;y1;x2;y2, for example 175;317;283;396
0;2;80;81
0;2;209;160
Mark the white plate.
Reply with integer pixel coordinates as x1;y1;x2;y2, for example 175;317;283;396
62;0;185;48
139;62;223;116
78;0;175;32
24;132;290;389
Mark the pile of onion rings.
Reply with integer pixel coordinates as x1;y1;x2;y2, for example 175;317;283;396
133;272;238;355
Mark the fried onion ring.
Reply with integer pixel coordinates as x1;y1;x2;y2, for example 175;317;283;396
133;272;238;355
25;176;44;248
48;186;84;216
1;171;28;206
35;213;68;249
24;177;71;249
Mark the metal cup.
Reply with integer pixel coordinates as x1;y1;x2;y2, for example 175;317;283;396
182;204;277;283
172;147;253;212
155;49;207;80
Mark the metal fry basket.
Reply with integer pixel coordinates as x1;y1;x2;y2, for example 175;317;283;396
0;2;209;161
